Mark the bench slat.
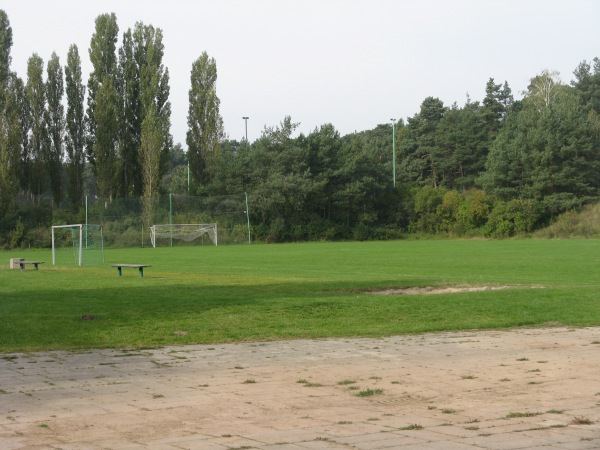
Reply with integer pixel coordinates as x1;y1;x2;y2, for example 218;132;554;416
111;264;151;268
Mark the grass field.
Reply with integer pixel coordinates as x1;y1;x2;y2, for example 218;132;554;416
1;239;599;352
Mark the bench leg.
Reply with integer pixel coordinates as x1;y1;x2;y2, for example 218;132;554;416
139;267;143;278
33;263;39;270
117;267;122;277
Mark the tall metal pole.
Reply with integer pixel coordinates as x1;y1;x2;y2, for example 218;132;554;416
245;191;251;244
242;116;249;141
85;195;88;249
169;192;173;247
390;119;396;187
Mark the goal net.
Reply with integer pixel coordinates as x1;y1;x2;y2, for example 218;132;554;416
51;224;105;266
150;223;218;248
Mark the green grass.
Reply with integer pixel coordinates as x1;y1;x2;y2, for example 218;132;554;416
1;239;600;352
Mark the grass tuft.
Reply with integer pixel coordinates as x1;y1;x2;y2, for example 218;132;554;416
571;416;593;425
506;411;541;418
400;424;423;430
356;388;383;397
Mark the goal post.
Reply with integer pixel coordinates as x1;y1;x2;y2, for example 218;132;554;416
150;223;218;248
51;224;104;266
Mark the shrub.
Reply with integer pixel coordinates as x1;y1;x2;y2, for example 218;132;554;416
485;199;541;237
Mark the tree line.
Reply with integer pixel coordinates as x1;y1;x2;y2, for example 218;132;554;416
175;64;600;241
0;9;599;247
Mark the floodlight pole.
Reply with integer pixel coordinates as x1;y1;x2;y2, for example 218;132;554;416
245;191;251;244
242;116;249;141
391;119;396;187
169;193;173;247
85;195;88;249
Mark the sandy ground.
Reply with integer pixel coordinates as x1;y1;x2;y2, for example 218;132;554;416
1;327;599;449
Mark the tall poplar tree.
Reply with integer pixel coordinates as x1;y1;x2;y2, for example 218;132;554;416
140;105;162;227
25;53;47;198
117;27;139;196
65;44;86;207
118;22;171;196
93;78;119;200
0;9;11;88
45;51;64;205
0;75;21;213
186;52;223;186
13;75;29;192
0;11;20;213
86;13;119;198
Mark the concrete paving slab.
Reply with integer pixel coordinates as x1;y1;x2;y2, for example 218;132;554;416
1;327;599;449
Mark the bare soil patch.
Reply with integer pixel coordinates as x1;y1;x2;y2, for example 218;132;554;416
368;285;512;295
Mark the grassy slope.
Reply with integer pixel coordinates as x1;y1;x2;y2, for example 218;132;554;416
535;201;600;238
1;239;599;352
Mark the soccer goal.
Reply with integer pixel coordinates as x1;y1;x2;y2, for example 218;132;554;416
150;223;218;248
51;224;105;266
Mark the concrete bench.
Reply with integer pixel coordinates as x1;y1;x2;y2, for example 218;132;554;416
111;264;151;278
19;261;44;271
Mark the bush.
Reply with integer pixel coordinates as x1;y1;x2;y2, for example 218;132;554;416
457;189;491;231
410;186;446;233
485;199;541;237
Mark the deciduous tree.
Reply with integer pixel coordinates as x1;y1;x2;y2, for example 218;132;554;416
0;11;19;214
118;22;172;196
0;75;21;214
45;52;64;205
526;69;562;110
25;53;47;198
186;52;223;185
140;105;162;226
86;13;119;179
0;9;11;88
65;44;86;208
93;77;119;200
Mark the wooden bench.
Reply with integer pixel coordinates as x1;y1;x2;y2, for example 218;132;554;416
111;264;151;278
19;261;44;271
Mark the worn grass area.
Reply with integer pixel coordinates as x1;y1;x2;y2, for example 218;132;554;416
1;239;599;352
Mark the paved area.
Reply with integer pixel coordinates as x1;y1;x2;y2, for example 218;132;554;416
0;327;599;449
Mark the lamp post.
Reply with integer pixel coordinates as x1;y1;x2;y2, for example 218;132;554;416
390;118;396;187
242;116;249;141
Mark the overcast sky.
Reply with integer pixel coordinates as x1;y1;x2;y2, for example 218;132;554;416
4;0;600;146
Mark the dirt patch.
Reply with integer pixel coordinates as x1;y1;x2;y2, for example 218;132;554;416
368;285;512;295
